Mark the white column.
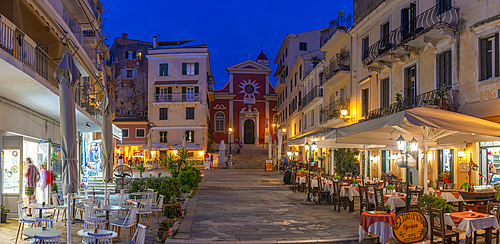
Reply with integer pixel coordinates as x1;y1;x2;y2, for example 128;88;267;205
331;148;335;176
364;144;368;183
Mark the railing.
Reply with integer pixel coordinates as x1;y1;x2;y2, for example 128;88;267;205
75;83;102;123
362;4;459;65
323;59;350;82
0;15;59;88
366;86;459;120
47;0;98;69
299;86;322;109
154;93;201;103
320;14;352;47
320;98;350;123
207;76;214;92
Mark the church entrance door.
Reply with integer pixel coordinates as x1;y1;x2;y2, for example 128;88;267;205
243;119;255;144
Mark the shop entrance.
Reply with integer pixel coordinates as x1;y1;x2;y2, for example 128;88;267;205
2;136;23;218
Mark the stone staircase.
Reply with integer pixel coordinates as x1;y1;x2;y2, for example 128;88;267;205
230;144;270;169
86;176;117;192
198;178;289;190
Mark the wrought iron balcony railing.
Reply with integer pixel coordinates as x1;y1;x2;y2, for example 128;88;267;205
362;3;459;65
299;86;322;109
365;86;459;120
320;98;350;124
154;93;201;103
323;59;350;83
320;14;352;48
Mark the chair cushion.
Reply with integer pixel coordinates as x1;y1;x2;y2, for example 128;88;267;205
110;219;134;227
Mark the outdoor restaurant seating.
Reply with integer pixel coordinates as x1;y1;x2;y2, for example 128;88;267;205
316;178;330;205
373;188;384;211
429;207;459;244
332;181;350;212
16;200;36;244
116;223;148;244
152;195;165;223
474;202;500;244
408;189;423;212
32;234;61;244
137;198;153;229
51;193;67;222
110;206;137;242
87;232;113;244
35;218;55;228
358;185;373;213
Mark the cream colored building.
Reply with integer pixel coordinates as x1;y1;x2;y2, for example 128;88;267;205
146;39;212;155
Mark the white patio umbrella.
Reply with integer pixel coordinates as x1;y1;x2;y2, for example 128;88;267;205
268;134;272;159
147;131;153;160
55;53;80;244
100;92;114;196
277;129;282;171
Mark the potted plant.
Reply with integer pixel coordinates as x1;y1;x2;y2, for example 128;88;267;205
460;181;470;192
384;204;392;214
136;164;145;178
435;90;448;110
353;179;360;187
440;170;450;184
418;192;453;238
336;48;350;68
333;176;340;181
156;219;173;242
1;205;10;223
163;203;183;222
386;184;395;195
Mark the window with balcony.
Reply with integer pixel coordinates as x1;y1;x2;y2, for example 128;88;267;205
122;129;129;138
159;131;168;143
299;42;307;51
437;51;452;87
215;112;225;132
401;3;416;41
437;0;452;15
159;108;168;120
380;21;390;50
183;62;199;75
159;63;169;76
362;88;369;117
136;129;145;138
404;65;417;107
186;107;195;120
380;78;390;108
480;34;499;81
185;130;194;143
362;36;370;60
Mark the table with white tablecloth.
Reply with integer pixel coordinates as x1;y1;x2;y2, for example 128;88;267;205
368;192;408;212
340;186;359;201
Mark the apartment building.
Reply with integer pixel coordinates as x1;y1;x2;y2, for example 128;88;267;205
110;33;152;163
146;39;213;157
0;0;111;215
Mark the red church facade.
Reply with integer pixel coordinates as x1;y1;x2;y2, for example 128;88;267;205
210;52;277;146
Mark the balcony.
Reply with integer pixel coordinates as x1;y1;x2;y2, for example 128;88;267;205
320;14;352;48
153;93;201;105
322;59;350;86
299;86;323;110
362;4;459;67
320;98;350;124
366;86;459;120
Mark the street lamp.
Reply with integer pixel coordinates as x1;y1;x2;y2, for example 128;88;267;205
229;127;233;156
396;135;418;211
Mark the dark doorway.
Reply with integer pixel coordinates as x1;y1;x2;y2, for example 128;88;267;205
404;65;417;107
244;119;255;144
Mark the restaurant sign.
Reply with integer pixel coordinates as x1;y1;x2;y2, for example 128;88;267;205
392;211;428;243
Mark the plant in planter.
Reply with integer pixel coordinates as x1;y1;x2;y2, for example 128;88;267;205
333;176;340;181
135;164;145;178
163;203;183;221
435;90;448;110
496;186;500;201
460;181;470;192
384;204;392;214
1;205;10;223
386;184;395;194
353;179;360;186
418;192;453;215
156;219;173;242
440;170;450;184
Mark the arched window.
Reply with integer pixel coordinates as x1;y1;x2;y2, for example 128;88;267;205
215;112;225;132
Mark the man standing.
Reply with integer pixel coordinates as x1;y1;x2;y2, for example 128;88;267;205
24;157;39;216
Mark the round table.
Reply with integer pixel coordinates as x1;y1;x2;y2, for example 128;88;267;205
27;203;55;219
64;194;86;223
359;211;396;244
96;205;122;229
77;229;117;238
23;227;62;238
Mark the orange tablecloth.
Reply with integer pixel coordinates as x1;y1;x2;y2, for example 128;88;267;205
359;212;396;232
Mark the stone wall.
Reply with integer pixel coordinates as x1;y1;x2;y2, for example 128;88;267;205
353;0;385;25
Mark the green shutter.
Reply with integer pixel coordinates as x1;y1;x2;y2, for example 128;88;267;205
156;87;160;94
194;63;199;75
182;63;187;75
194;86;199;94
182;87;186;94
167;87;172;93
133;51;137;59
481;38;488;81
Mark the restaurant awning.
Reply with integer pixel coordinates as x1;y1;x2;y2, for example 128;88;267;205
287;128;385;149
117;142;147;147
138;143;170;151
171;143;203;150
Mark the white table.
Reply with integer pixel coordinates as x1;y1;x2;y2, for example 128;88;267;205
340;186;360;201
23;227;62;238
77;229;118;238
27;203;55;219
296;176;306;184
368;193;407;212
444;213;499;237
96;205;122;229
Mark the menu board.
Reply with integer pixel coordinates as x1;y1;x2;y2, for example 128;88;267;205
393;211;428;243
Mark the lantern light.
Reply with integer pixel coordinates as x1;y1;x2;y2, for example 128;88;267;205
340;109;348;116
282;128;286;132
458;149;465;158
311;142;317;151
396;135;406;152
409;137;418;152
305;142;310;152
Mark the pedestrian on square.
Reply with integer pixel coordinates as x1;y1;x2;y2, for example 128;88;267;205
118;155;124;166
298;151;304;169
24;157;39;216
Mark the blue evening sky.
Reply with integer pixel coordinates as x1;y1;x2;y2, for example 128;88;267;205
103;1;352;90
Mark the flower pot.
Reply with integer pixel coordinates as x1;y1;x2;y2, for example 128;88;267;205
439;98;448;110
157;229;171;242
1;213;7;223
444;179;449;184
386;210;391;214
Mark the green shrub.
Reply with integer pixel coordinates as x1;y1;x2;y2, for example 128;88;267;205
129;176;181;203
418;192;453;214
163;203;183;219
178;166;202;190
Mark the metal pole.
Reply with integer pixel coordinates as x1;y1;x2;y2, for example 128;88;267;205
423;127;429;194
67;193;71;244
306;149;311;202
405;153;410;211
364;145;368;184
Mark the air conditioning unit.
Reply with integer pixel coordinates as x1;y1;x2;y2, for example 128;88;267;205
137;111;144;117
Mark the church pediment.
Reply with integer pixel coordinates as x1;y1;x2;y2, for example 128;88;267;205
226;59;272;72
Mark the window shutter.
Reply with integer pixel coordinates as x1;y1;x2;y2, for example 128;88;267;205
481;38;488;81
496;33;499;77
125;51;128;58
182;87;186;94
133;51;137;59
194;63;199;75
182;63;187;75
155;87;160;94
122;69;126;78
194;86;199;94
133;68;138;78
167;87;172;93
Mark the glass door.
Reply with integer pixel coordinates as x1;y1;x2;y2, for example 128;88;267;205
2;136;23;218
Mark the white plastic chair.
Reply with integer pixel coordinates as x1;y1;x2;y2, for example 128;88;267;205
32;234;60;244
35;218;54;228
15;200;35;244
87;232;113;244
83;217;107;229
51;194;67;222
126;223;147;244
151;195;164;223
110;206;137;242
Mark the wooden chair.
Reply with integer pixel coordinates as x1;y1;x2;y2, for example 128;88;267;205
51;194;67;222
399;182;407;193
474;202;500;244
332;181;350;212
35;218;54;228
358;185;373;213
111;207;137;242
316;178;330;205
429;207;459;244
409;189;423;212
15;200;35;244
373;188;385;211
436;180;444;190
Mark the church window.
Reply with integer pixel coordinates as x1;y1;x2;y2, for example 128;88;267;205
215;112;225;132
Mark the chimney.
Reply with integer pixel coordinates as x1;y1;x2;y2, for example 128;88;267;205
153;36;157;49
122;33;128;39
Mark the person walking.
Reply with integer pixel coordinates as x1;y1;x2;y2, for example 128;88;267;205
38;164;48;203
24;157;39;216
